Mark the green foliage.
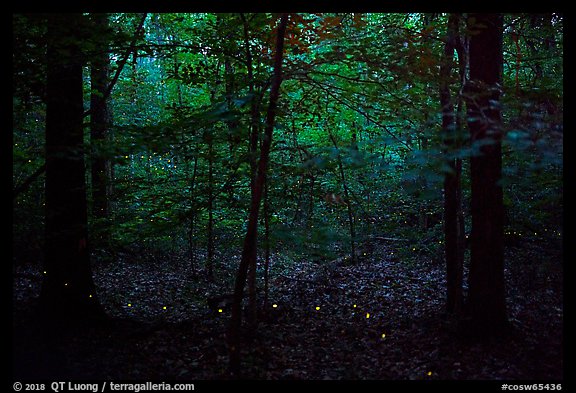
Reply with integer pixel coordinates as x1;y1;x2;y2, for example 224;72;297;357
12;13;563;280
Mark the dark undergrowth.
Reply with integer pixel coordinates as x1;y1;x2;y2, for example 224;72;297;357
13;237;563;382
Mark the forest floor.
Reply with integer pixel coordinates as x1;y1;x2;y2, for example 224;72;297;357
13;237;564;382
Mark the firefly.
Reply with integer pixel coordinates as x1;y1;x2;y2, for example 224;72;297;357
315;306;321;311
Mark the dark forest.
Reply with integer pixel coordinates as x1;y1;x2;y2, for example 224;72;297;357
12;12;564;385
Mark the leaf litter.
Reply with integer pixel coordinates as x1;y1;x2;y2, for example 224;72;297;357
13;240;562;381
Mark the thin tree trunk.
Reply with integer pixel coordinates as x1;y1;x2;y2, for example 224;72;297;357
291;175;306;225
240;13;260;188
307;174;316;228
241;13;261;325
90;13;112;226
328;131;357;264
206;132;215;280
173;43;184;107
263;176;271;310
227;13;288;377
440;13;464;316
13;163;46;200
189;155;199;278
224;57;239;156
455;30;468;292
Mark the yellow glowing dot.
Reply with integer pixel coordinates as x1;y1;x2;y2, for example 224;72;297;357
353;304;357;308
366;313;370;318
89;294;93;298
315;306;320;311
128;303;132;307
163;306;167;310
272;304;278;308
381;333;386;338
218;308;223;313
427;371;432;376
124;155;129;159
64;283;68;286
412;247;416;251
43;271;47;275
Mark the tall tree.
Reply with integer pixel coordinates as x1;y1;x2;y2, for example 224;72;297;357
440;13;465;315
90;13;113;223
40;13;104;321
227;13;289;377
328;129;357;264
240;12;260;326
14;14;147;202
465;13;508;335
206;129;215;280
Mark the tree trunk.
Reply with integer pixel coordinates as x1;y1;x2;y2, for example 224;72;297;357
227;13;288;377
206;132;215;280
41;13;105;322
241;13;261;326
90;13;112;224
440;13;464;316
328;130;357;264
465;13;508;336
188;155;199;278
263;176;271;310
13;14;147;202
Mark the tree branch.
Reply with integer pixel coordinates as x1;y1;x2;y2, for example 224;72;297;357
83;13;148;118
12;163;46;200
